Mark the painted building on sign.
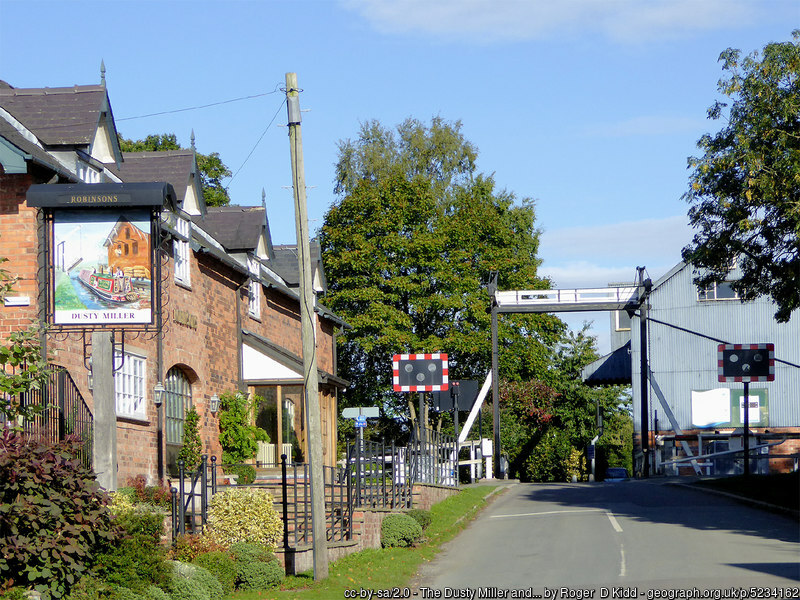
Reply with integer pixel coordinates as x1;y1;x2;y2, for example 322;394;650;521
0;75;347;487
583;261;800;475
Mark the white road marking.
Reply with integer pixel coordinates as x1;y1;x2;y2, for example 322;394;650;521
490;509;607;518
620;542;627;577
606;510;624;533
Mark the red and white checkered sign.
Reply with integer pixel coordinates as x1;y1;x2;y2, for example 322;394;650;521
717;343;774;382
392;353;449;392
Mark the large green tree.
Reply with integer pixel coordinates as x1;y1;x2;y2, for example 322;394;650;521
321;117;565;420
118;133;232;207
682;31;800;322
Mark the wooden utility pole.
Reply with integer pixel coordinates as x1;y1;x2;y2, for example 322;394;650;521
285;72;328;580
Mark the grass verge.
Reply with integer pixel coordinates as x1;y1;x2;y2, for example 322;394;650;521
230;485;501;600
694;471;799;512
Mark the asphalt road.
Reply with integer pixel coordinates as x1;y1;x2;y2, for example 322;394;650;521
414;480;800;598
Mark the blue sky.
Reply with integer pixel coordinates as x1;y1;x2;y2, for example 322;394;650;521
1;0;796;352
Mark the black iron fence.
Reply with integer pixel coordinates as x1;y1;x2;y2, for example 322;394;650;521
279;457;352;548
0;364;93;467
406;426;459;486
170;426;460;546
344;439;414;509
170;456;215;538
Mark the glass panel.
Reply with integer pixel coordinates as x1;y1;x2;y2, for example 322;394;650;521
165;367;191;446
254;387;278;443
716;282;738;299
283;385;303;462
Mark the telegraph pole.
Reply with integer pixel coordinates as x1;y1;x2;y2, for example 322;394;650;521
285;72;328;580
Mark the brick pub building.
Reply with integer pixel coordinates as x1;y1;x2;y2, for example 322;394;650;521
0;76;347;487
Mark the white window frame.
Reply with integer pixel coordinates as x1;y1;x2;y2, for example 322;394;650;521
174;217;191;286
697;281;739;302
614;310;631;332
114;350;147;420
248;256;261;319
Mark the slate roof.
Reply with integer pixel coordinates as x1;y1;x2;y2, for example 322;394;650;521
272;242;325;290
0;84;111;146
196;205;267;252
0;116;77;179
107;151;197;206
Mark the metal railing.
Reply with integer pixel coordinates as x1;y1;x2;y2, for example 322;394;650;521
406;426;459;486
1;365;93;467
279;456;352;547
344;439;414;509
170;455;215;538
653;433;800;477
170;427;461;545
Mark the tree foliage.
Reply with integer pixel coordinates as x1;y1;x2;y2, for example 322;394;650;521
118;133;232;207
682;31;800;322
321;117;565;419
500;329;631;482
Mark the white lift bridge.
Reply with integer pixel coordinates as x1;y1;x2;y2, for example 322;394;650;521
494;286;640;314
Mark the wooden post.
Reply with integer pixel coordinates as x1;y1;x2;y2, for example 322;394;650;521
285;72;328;580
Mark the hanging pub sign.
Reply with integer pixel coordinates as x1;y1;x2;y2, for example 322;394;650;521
27;182;175;327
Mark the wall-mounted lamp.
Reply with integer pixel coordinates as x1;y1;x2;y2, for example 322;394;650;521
209;394;220;415
153;382;165;407
87;358;93;391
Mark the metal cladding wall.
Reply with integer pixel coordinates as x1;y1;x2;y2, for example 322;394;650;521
631;263;800;432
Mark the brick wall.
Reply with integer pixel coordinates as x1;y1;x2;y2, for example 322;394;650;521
0;173;41;336
0;175;341;486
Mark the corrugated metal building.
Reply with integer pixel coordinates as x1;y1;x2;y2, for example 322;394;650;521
585;261;800;476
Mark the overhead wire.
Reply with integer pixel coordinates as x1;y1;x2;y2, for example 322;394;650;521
116;85;283;121
226;96;287;188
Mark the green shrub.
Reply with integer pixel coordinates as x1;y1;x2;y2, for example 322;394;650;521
92;509;170;593
168;561;224;600
125;475;172;509
144;586;170;600
165;576;209;600
110;587;139;600
235;561;284;591
221;463;256;485
192;551;237;595
1;589;28;600
218;391;269;464
0;429;119;598
64;575;111;599
206;488;282;549
168;533;226;563
406;508;432;530
177;406;203;469
229;541;273;565
381;513;423;548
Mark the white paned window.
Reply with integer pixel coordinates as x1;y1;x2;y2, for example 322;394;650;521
174;218;191;285
697;281;739;301
114;350;147;420
248;257;261;319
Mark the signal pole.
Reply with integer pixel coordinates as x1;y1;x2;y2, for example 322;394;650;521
285;72;328;580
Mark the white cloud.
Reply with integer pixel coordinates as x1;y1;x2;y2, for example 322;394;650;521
539;215;693;268
340;0;768;44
